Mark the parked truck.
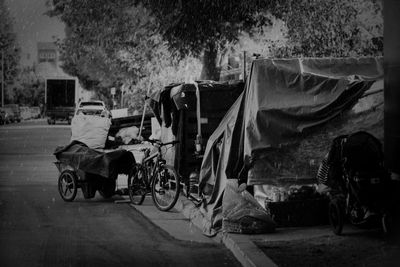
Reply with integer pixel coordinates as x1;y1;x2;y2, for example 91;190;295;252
45;78;77;125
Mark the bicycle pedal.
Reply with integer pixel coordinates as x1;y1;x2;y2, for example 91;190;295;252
188;194;202;206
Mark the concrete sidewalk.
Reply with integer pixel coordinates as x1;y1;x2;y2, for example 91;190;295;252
127;195;280;267
121;196;398;267
125;195;384;267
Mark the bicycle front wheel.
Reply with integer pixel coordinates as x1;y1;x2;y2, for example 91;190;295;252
151;165;180;211
128;164;147;205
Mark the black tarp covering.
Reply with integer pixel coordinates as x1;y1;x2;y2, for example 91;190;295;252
198;57;383;235
147;80;245;180
54;141;135;179
148;81;244;135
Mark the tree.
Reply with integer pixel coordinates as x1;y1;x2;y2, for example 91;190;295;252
139;0;273;80
0;0;20;104
48;0;383;97
142;0;383;80
8;66;44;106
47;0;202;110
47;0;159;90
264;0;383;58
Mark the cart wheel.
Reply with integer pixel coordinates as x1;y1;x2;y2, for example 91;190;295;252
58;170;78;202
329;198;345;235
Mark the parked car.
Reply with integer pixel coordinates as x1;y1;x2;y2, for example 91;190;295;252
20;106;31;120
0;107;11;124
4;104;21;122
75;101;109;117
2;107;18;123
30;106;41;119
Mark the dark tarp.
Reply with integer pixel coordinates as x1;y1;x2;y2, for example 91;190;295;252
148;80;244;135
147;80;245;180
198;57;383;235
54;141;135;179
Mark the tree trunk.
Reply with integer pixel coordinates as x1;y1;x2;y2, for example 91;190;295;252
200;42;220;81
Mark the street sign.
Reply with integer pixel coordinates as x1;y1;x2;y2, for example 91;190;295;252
111;87;116;95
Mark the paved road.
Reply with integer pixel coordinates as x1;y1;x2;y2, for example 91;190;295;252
0;121;240;267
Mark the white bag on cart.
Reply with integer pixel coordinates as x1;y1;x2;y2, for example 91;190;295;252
70;115;111;149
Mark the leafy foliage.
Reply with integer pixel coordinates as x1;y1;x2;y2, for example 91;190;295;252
0;0;20;101
46;0;383;110
140;0;274;80
139;0;382;79
141;0;269;57
47;0;158;88
47;0;202;111
266;0;383;58
7;66;44;106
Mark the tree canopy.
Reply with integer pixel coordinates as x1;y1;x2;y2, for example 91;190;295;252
48;0;158;88
266;0;383;58
47;0;202;111
0;0;20;104
47;0;383;110
139;0;274;80
138;0;382;79
7;66;44;106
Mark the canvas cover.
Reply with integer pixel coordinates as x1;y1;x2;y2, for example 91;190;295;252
198;57;383;235
54;141;135;179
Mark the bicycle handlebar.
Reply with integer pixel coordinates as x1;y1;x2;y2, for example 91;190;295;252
143;138;179;147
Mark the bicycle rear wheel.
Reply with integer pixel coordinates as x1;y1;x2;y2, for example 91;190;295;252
151;165;180;211
128;164;147;205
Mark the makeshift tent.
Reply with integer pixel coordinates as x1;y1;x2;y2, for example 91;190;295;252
147;80;244;180
198;57;384;235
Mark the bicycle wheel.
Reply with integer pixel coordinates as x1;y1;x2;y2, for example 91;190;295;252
58;170;78;202
151;165;180;211
128;164;147;205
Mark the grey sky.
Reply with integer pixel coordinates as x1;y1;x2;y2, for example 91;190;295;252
6;0;65;65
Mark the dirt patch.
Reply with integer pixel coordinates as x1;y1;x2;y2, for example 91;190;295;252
255;230;400;267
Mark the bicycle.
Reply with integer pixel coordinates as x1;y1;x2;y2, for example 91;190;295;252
127;139;181;211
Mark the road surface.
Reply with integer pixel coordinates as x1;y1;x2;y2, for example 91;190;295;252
0;120;240;267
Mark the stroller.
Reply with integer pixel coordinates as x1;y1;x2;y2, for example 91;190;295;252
317;131;394;235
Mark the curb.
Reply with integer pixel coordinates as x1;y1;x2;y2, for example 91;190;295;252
222;234;278;267
174;196;278;267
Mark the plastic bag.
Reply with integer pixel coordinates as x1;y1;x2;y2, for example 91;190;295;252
116;126;140;144
222;180;276;234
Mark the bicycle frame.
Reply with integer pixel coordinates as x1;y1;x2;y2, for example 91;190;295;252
141;148;161;185
128;138;197;210
140;140;176;186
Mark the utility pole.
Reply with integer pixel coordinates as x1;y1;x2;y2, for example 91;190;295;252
243;51;246;82
1;50;4;107
111;87;116;109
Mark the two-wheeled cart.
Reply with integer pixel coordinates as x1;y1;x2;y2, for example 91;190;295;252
54;141;136;202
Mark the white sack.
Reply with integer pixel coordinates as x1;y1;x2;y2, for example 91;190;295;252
71;115;111;149
116;126;139;144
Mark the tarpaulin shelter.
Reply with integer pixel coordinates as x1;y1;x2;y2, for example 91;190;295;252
198;57;384;235
147;80;244;181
